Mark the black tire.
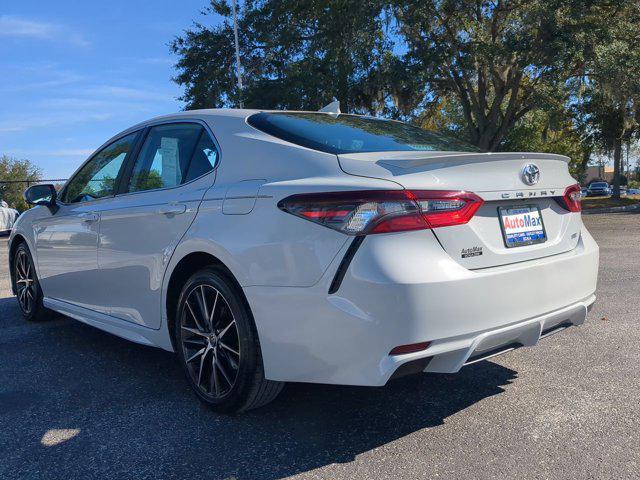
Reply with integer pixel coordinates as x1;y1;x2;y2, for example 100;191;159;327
174;265;284;413
12;242;49;322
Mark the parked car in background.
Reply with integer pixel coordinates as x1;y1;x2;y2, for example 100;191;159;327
8;109;600;413
628;188;640;195
587;182;611;196
0;200;19;235
581;187;588;197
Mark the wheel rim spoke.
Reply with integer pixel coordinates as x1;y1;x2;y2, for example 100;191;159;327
210;355;220;396
215;355;233;386
180;283;240;399
195;286;209;326
196;348;208;386
219;347;239;371
219;341;239;357
183;337;207;347
185;299;206;333
181;326;209;338
18;254;26;278
186;347;206;364
209;290;219;328
218;320;236;339
16;262;24;279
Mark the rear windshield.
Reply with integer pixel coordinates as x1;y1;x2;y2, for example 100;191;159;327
591;182;608;188
247;112;481;154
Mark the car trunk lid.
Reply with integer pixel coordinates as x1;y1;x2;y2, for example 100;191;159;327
337;151;582;269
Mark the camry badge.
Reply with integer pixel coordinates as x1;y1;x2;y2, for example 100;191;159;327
521;164;540;185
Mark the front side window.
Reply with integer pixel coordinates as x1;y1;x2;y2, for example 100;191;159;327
128;123;216;193
247;112;481;154
63;132;137;203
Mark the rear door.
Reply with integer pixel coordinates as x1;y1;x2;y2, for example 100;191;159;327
338;151;582;269
94;122;219;328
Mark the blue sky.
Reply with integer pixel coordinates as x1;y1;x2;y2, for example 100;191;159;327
1;1;222;178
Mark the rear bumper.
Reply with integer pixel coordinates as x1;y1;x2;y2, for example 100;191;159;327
245;227;599;386
396;295;593;376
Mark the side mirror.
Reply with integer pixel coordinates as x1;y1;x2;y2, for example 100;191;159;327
24;184;58;213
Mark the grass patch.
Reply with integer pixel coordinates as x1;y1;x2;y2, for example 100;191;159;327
581;196;640;210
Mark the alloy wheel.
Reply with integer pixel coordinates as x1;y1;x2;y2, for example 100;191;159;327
15;249;36;314
180;284;240;399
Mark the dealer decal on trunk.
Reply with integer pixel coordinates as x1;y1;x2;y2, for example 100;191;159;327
461;246;483;258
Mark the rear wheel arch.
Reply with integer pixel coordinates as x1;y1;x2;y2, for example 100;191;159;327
165;251;249;351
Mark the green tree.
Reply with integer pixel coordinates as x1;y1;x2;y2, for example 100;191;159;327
500;109;589;179
171;0;398;113
576;1;640;198
172;0;636;163
0;155;42;212
394;0;622;150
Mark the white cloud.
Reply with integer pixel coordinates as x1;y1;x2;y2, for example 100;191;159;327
0;15;89;47
87;85;175;102
4;147;95;157
0;112;114;133
50;148;95;156
0;15;56;38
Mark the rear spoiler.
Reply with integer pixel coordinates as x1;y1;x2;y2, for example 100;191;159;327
375;152;570;171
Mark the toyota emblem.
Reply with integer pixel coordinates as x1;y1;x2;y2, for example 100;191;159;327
521;164;540;185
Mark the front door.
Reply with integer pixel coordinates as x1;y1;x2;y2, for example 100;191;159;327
34;132;139;308
95;122;219;328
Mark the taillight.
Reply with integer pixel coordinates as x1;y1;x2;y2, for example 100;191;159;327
557;184;582;213
278;190;484;235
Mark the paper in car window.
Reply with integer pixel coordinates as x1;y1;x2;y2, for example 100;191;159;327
160;137;179;185
203;148;218;167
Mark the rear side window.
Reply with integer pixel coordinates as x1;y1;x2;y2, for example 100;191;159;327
128;123;217;193
184;131;219;182
247;112;480;154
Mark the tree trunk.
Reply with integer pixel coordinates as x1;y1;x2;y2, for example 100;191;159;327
612;138;622;199
578;148;591;184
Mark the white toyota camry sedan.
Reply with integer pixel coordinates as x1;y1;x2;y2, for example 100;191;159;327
9;109;599;413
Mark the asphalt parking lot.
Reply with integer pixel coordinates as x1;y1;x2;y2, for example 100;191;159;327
1;212;639;480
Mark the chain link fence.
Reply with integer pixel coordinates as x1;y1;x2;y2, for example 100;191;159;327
0;179;68;189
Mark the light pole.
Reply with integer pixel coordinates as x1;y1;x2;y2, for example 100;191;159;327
231;0;243;108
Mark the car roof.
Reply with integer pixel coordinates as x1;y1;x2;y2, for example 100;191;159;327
79;108;352;175
107;108;373;148
130;108;371;125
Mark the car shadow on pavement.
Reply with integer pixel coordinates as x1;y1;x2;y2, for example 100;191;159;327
0;296;517;480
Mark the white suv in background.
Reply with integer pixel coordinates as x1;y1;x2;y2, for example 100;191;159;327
9;110;599;413
0;200;18;234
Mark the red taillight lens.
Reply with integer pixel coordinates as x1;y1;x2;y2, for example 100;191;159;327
410;190;484;228
558;184;582;212
278;190;484;235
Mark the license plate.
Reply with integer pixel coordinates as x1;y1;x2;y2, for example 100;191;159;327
498;205;547;248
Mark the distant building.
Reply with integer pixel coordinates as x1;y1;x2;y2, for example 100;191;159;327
584;165;614;185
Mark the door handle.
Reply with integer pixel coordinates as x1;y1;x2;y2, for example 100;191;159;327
79;212;99;222
158;204;187;216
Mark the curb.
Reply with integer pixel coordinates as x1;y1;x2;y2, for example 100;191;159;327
582;203;640;215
